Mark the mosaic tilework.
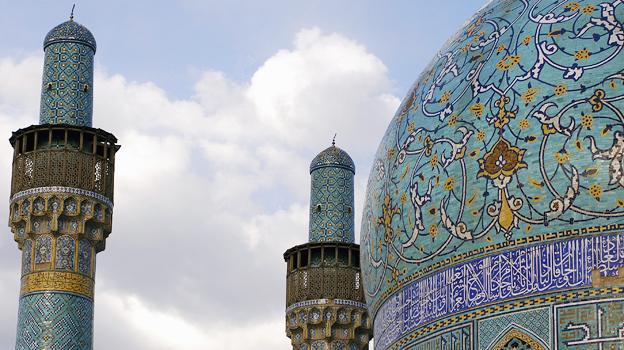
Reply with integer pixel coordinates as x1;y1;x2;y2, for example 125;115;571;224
15;292;93;350
35;235;52;264
55;235;75;271
400;323;472;350
478;308;550;349
21;239;32;276
77;239;92;276
40;41;94;126
373;233;624;349
361;0;624;314
21;271;94;299
554;297;624;349
9;18;115;350
309;146;355;243
493;329;546;350
360;0;624;347
44;20;96;51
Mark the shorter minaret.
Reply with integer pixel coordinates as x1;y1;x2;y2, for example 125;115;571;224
284;143;372;350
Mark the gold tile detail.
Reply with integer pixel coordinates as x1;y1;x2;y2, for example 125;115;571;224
21;271;94;299
592;267;624;287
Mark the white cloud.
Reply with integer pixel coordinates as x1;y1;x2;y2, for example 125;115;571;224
0;27;399;349
97;291;287;350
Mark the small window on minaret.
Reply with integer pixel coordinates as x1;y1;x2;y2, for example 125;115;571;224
347;206;353;214
352;253;360;268
311;248;321;267
315;204;322;212
83;84;90;92
324;247;336;265
338;248;349;266
299;250;308;268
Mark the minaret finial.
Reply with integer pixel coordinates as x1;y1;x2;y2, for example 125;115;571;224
70;4;76;21
332;133;337;146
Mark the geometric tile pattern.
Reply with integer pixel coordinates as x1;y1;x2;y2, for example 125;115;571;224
39;41;94;127
309;146;355;243
554;298;624;349
478;308;550;349
44;20;96;52
15;292;93;350
361;0;624;347
401;323;472;350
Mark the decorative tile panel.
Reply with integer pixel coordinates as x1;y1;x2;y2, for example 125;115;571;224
34;235;52;264
373;233;624;349
21;239;32;276
77;240;92;276
15;292;93;350
554;298;624;349
55;235;75;271
39;42;93;126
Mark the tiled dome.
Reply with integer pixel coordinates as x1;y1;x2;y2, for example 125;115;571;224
360;0;624;348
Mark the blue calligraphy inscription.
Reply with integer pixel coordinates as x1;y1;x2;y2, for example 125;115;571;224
374;233;624;350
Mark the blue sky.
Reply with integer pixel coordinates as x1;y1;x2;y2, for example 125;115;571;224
0;1;487;349
1;1;485;96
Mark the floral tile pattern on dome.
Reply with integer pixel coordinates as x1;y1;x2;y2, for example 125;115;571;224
361;0;624;323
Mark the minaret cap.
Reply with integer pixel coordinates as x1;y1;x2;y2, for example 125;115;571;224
44;19;97;52
309;145;355;173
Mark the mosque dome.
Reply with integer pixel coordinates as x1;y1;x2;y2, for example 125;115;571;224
44;20;97;52
310;145;355;173
360;0;624;349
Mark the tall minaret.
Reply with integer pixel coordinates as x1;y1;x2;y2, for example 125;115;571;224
9;15;119;350
284;143;372;350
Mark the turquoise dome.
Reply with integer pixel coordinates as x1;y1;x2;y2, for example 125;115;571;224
44;20;97;52
360;0;624;349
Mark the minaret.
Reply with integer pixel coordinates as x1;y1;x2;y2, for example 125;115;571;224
9;15;119;350
284;143;372;350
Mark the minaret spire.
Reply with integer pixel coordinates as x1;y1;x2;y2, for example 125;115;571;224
70;4;75;21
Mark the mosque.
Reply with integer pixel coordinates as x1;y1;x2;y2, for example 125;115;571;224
6;0;624;349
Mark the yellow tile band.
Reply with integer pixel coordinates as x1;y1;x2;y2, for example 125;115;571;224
21;271;94;299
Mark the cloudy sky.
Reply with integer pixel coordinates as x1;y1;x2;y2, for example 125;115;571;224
0;1;485;348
